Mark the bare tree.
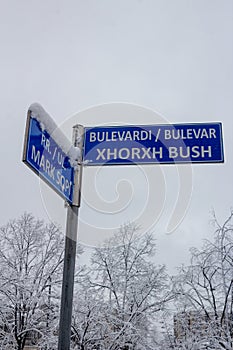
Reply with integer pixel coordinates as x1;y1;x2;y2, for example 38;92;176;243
173;211;233;350
72;223;172;350
71;282;107;350
0;213;64;350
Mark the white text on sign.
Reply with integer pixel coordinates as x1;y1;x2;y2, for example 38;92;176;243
31;133;73;196
83;123;224;165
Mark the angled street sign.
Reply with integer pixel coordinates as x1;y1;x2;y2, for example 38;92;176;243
83;123;224;166
23;105;80;204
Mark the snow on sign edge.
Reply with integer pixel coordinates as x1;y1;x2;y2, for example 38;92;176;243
29;103;81;164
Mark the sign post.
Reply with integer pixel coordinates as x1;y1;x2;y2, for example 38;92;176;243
23;104;224;350
23;104;84;350
58;124;84;350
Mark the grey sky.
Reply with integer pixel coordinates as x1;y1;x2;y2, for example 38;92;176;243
0;0;232;272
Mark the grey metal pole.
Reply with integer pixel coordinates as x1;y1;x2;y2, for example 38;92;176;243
58;206;79;350
58;125;84;350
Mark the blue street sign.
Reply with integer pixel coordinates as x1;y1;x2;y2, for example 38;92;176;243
23;116;75;203
83;123;224;165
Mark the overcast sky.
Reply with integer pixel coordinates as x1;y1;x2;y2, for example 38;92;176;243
1;0;232;272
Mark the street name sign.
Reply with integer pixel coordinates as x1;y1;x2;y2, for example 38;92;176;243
23;109;76;204
83;123;224;166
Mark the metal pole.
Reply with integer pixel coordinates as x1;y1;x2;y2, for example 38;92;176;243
58;125;84;350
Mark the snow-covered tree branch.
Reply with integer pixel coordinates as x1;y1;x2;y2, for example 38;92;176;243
0;213;64;350
71;223;171;350
173;211;233;350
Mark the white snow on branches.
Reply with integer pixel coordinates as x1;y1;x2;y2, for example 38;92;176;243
29;103;81;162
